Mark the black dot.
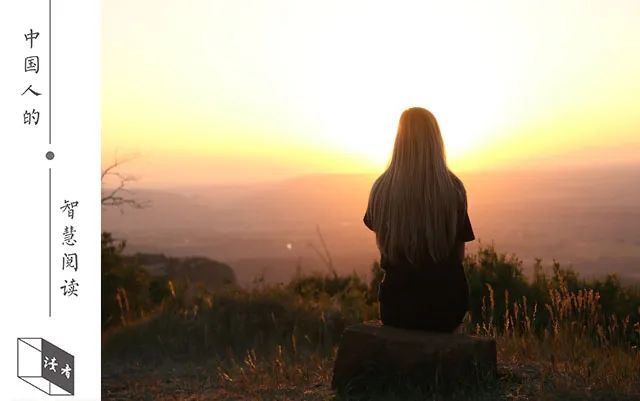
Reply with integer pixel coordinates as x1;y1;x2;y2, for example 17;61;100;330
46;151;55;160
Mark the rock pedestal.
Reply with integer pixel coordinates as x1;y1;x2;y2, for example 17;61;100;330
331;320;497;392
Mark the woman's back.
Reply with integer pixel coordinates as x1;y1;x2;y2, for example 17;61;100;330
363;107;476;332
365;192;475;332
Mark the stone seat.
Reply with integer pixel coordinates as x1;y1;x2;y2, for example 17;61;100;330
331;320;497;393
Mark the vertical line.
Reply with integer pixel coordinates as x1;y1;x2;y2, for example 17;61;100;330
49;0;51;145
49;169;51;317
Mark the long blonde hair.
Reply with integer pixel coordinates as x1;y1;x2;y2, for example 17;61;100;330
366;107;466;265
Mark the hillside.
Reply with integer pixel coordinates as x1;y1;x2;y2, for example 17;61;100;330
102;244;640;400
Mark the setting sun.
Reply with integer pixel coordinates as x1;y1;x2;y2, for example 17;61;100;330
100;3;640;397
103;0;640;186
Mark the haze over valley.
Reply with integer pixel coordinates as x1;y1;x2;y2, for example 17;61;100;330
102;164;640;286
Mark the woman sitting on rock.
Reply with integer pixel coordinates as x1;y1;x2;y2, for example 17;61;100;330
364;106;475;332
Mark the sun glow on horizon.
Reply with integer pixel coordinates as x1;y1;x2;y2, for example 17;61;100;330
103;0;640;187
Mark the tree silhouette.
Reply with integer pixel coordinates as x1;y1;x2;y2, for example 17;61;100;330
101;153;150;210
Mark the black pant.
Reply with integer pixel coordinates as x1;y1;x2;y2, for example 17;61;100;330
378;264;469;332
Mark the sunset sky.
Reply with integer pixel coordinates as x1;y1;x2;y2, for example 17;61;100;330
103;0;640;188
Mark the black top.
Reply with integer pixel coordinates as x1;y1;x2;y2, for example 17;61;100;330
363;203;475;263
363;201;475;332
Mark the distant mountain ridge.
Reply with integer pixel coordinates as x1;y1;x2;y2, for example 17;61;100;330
104;165;640;285
126;253;237;291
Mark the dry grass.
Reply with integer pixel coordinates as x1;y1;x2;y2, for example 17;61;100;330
103;252;640;400
103;337;640;401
